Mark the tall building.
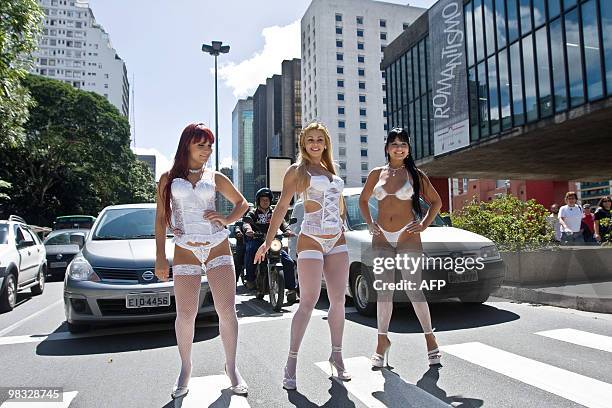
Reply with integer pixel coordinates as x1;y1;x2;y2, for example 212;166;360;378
252;59;302;193
136;154;156;178
577;181;612;206
301;0;425;186
232;97;255;203
31;0;130;116
218;167;235;216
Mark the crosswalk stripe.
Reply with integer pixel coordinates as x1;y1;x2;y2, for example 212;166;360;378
0;300;63;337
172;375;250;407
441;342;612;408
315;356;449;408
0;391;77;407
535;328;612;353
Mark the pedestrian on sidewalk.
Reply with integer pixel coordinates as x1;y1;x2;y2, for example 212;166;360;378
594;196;612;244
581;204;596;244
253;121;351;390
547;203;562;243
558;192;584;246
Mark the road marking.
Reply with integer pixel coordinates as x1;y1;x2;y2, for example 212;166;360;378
441;342;612;408
0;391;77;407
172;375;250;407
0;300;63;337
535;328;612;353
315;356;449;408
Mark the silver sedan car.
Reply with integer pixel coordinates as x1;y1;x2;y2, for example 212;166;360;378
63;203;216;333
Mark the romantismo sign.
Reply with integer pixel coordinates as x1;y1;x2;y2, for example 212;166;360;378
429;0;470;156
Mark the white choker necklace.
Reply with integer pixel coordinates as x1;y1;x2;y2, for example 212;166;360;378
188;168;202;174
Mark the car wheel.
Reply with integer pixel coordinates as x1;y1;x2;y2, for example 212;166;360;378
0;273;17;312
352;267;376;317
67;322;90;333
31;266;46;296
459;292;490;304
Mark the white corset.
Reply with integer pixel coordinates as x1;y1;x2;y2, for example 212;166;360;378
301;171;344;235
170;169;226;243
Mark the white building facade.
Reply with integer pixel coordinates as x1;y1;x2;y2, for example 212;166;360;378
31;0;129;116
301;0;425;186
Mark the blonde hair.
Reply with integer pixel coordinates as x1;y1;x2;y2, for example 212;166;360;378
296;121;346;217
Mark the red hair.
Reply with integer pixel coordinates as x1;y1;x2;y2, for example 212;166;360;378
163;123;215;227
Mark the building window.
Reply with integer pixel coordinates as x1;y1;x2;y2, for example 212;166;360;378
359;95;366;103
339;161;346;170
335;13;342;22
361;162;369;171
380;32;387;40
358;68;365;76
356;16;363;25
336;26;342;35
337;66;344;74
358;81;366;90
361;176;368;184
381;45;386;52
360;122;367;130
338;120;346;128
338;106;345;115
358;55;365;63
336;40;343;47
380;19;386;27
403;23;410;30
360;136;368;143
337;79;344;87
336;53;343;61
382;84;386;91
360;108;366;116
357;29;364;37
384;124;388;131
357;42;364;50
361;149;368;157
339;147;346;156
337;93;344;101
338;133;346;143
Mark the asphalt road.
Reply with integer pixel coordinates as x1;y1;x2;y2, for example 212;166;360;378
1;277;611;408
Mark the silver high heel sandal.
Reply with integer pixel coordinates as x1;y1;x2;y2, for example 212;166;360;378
425;331;442;365
328;346;352;381
171;374;190;399
282;351;298;390
371;333;392;368
225;364;248;395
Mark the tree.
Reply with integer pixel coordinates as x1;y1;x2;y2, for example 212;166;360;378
0;74;155;225
0;0;43;147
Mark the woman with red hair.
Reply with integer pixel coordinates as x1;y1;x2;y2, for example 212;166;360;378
155;123;249;398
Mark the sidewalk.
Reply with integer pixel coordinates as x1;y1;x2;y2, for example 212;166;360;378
494;281;612;314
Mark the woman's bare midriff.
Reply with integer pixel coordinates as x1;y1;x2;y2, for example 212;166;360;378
173;238;232;266
299;200;346;253
375;197;422;250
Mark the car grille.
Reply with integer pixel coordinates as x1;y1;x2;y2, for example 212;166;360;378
47;254;76;266
97;297;177;316
94;268;174;281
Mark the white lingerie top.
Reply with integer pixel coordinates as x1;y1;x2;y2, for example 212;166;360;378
301;171;344;236
373;178;414;201
170;169;229;247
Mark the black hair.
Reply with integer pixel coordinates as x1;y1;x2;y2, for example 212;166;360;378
384;127;423;219
598;196;612;208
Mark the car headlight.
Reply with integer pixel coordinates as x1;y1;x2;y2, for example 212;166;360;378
67;256;100;281
479;245;501;261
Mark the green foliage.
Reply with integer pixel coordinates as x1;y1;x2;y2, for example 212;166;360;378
450;195;552;251
0;0;44;147
600;217;612;246
0;74;155;226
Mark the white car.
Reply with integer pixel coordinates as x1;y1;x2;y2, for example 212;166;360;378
289;187;506;316
0;216;47;312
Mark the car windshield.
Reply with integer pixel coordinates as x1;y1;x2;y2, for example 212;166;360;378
53;216;95;230
344;194;445;230
0;224;8;244
44;231;87;247
93;208;168;240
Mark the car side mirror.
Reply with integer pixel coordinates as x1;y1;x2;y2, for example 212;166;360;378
289;217;298;225
441;215;452;227
17;239;28;248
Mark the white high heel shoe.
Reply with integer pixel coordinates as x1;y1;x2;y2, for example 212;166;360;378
425;331;442;365
225;364;248;395
282;350;298;390
371;333;392;368
328;346;351;381
171;372;190;399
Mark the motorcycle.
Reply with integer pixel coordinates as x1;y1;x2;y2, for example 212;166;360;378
252;231;286;312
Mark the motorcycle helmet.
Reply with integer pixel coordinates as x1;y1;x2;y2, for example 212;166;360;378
255;187;274;207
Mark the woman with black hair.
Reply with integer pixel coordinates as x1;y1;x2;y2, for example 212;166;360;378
359;127;443;368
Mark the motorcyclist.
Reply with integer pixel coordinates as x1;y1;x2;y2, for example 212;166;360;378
243;188;298;303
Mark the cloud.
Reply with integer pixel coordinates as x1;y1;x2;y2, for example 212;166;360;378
132;147;172;182
220;156;232;169
217;20;300;98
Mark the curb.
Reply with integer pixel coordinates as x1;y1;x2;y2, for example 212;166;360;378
493;285;612;314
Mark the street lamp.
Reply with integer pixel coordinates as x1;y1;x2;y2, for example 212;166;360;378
202;41;230;171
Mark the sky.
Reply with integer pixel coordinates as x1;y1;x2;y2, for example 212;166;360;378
88;0;437;180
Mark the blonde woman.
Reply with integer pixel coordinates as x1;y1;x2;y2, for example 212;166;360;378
254;122;351;390
155;123;249;398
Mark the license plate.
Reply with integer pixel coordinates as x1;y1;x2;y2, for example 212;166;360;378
126;292;171;309
448;270;478;283
50;262;68;268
